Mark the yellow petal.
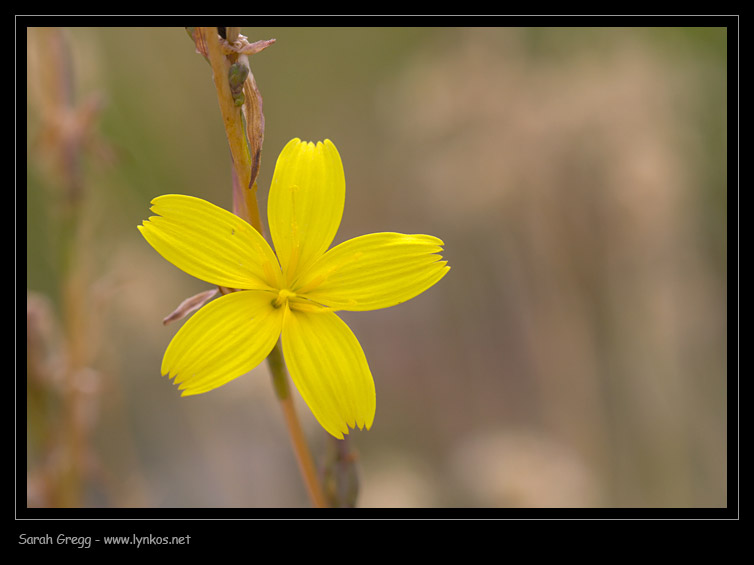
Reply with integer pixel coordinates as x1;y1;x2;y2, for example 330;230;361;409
281;308;376;439
162;290;284;395
139;194;282;290
295;232;450;311
267;139;345;285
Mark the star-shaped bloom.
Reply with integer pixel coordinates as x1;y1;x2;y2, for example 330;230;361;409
138;138;449;438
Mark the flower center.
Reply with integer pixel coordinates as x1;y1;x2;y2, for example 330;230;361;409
272;288;297;309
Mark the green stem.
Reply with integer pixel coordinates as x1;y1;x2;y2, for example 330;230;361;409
266;341;329;508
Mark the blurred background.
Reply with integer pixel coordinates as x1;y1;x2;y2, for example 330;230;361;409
25;25;728;509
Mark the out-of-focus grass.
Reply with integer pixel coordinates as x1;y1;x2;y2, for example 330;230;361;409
26;26;728;508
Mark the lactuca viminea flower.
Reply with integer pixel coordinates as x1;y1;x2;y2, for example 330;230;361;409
138;138;449;439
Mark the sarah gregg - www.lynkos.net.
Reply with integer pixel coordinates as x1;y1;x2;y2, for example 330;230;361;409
19;533;191;549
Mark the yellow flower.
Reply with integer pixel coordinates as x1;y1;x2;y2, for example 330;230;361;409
138;138;449;438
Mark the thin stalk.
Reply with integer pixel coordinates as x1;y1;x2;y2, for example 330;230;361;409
197;27;328;508
201;27;263;233
267;342;329;508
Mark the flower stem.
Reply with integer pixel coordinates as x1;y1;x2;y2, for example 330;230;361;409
196;26;328;508
267;342;329;508
200;26;263;232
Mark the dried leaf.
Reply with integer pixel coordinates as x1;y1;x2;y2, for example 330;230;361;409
162;288;219;325
221;36;275;56
242;63;265;188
